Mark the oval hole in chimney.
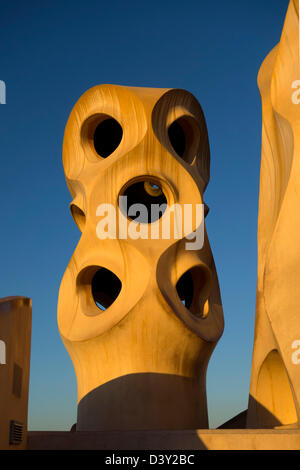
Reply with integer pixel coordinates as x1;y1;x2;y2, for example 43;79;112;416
93;118;123;158
176;266;211;318
91;267;122;311
168;116;200;164
168;120;186;157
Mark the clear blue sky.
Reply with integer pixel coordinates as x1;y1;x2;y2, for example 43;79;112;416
0;0;289;430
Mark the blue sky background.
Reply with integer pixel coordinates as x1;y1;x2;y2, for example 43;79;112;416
0;0;289;430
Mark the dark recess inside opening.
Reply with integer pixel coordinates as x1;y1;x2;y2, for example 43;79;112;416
121;180;167;223
91;267;122;311
168;120;186;157
94;118;123;158
176;270;194;309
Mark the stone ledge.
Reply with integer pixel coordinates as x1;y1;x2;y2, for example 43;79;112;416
27;429;300;450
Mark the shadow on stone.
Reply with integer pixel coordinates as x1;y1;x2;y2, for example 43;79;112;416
77;372;208;432
218;395;299;429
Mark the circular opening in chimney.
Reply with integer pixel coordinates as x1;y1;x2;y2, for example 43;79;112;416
119;177;167;223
